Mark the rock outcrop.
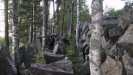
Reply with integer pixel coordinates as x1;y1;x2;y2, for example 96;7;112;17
31;59;74;75
44;51;65;64
101;56;127;75
0;45;17;75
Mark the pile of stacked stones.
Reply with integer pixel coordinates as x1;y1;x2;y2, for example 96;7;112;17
79;8;133;75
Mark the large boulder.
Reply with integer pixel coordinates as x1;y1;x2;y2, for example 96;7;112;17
118;24;133;57
25;43;36;68
118;8;133;31
0;45;17;75
83;60;90;75
107;43;124;59
102;17;123;40
78;22;91;63
18;43;26;66
31;59;74;75
44;51;65;64
53;35;69;55
101;56;127;75
108;26;123;38
123;51;133;75
103;16;118;29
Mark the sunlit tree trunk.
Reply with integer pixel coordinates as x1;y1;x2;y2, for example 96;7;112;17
89;0;103;75
76;0;80;48
4;0;9;55
12;0;20;74
42;0;49;49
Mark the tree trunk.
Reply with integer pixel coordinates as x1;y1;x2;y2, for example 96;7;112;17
42;0;49;49
67;0;74;37
52;0;55;34
76;0;80;48
47;1;50;34
30;2;34;43
55;0;60;34
12;0;20;74
33;2;36;43
89;0;103;75
61;0;65;35
34;24;36;43
71;0;74;35
4;0;9;55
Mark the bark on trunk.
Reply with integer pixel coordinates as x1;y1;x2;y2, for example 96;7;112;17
89;0;103;75
61;0;65;35
12;0;20;74
55;0;60;34
42;0;49;49
76;0;80;48
33;2;36;43
48;1;50;34
30;2;35;43
52;0;55;34
71;0;74;35
4;0;9;55
67;0;73;37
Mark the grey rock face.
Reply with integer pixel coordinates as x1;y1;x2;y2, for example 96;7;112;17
118;24;133;57
53;35;69;55
123;51;133;75
109;26;123;38
78;22;90;63
103;17;118;29
101;56;127;75
18;44;26;66
107;43;124;59
78;9;133;75
44;51;65;64
25;43;36;68
83;61;90;75
0;45;17;75
118;8;133;30
31;59;74;75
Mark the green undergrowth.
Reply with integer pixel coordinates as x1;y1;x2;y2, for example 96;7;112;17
66;37;83;75
0;37;4;45
34;50;46;64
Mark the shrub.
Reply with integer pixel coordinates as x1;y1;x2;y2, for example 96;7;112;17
33;50;46;64
66;38;83;75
